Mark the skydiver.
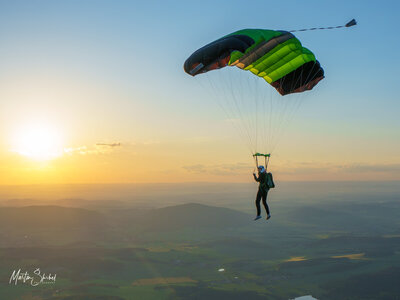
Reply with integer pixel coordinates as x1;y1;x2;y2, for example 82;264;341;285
253;165;271;221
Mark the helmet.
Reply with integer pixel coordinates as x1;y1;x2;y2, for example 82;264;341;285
258;166;266;173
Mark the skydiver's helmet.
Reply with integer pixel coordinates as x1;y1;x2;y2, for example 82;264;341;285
258;166;266;173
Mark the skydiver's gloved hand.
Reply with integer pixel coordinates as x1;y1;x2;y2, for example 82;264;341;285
253;173;258;181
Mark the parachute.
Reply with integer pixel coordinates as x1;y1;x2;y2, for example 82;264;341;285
184;29;324;96
184;28;325;167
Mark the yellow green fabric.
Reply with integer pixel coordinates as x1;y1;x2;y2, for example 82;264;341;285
226;29;316;83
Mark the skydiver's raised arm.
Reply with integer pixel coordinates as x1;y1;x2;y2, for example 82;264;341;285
253;173;260;182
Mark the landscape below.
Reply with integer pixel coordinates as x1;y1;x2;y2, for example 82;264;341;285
0;181;399;300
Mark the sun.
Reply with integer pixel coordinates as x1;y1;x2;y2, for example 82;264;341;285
12;123;64;161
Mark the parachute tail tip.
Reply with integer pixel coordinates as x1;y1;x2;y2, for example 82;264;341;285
345;19;357;27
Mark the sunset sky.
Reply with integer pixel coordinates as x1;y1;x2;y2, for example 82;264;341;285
0;0;399;184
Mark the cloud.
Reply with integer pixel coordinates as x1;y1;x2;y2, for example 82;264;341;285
183;162;251;175
278;161;400;176
64;143;122;156
340;163;400;173
182;161;400;176
63;139;161;157
95;142;121;147
183;161;400;178
63;146;90;155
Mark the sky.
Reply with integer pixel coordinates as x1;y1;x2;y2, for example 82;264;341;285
0;0;399;184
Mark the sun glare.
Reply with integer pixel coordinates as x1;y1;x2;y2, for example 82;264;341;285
12;123;64;161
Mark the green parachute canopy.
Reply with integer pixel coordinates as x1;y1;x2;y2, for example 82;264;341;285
184;29;324;95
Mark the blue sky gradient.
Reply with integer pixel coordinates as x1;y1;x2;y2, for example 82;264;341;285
0;0;399;183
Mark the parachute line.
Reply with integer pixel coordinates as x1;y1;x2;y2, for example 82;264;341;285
185;28;327;163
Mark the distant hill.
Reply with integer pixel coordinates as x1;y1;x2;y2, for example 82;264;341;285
0;203;253;246
111;203;251;232
0;206;108;247
282;201;400;235
0;205;106;229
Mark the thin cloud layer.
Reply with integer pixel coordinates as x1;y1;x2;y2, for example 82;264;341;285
96;142;121;147
64;143;122;155
182;161;400;178
279;162;400;176
183;162;251;175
